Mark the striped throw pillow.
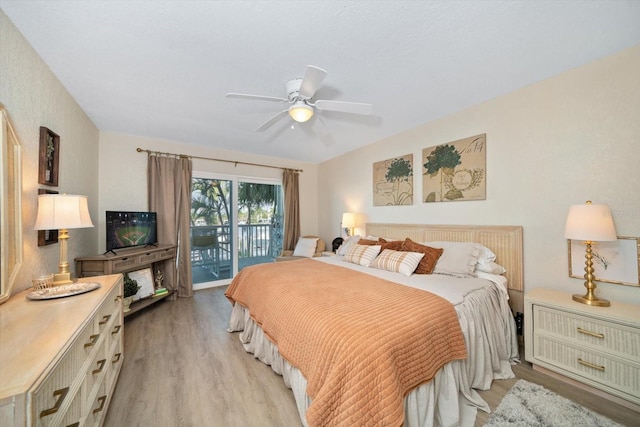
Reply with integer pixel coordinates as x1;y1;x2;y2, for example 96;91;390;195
344;244;381;267
370;249;425;276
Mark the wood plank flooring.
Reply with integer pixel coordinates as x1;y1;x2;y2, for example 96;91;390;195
104;287;637;427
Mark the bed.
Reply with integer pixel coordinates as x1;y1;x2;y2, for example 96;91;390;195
225;224;523;427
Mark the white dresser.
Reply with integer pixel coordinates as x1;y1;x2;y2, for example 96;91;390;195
525;288;640;409
0;274;124;426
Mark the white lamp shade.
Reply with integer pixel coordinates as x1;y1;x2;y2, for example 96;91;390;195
341;212;355;228
564;202;616;241
34;194;94;230
288;101;314;123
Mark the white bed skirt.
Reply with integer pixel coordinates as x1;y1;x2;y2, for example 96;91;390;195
227;285;518;427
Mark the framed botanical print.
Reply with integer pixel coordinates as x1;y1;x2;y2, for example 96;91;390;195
38;126;60;186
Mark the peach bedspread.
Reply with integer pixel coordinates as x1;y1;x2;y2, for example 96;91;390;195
225;259;467;427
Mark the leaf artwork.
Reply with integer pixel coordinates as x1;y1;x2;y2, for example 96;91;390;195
373;154;413;206
422;134;486;202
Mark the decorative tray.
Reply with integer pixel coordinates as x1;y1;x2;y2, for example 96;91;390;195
27;282;101;300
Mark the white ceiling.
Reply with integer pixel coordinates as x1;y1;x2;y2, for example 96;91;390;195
2;1;639;163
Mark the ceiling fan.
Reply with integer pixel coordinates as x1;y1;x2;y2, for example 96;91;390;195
226;65;373;131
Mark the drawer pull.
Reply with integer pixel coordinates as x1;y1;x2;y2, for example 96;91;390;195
99;314;112;325
577;358;605;371
577;327;604;339
84;334;100;348
40;387;69;418
112;324;122;335
112;352;122;363
92;359;106;374
93;395;107;414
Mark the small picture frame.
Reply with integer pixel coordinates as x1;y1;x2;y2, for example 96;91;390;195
38;126;60;186
37;189;59;246
568;236;640;287
127;268;155;301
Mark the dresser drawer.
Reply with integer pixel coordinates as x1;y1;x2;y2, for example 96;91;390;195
31;319;96;425
534;305;640;360
534;335;640;403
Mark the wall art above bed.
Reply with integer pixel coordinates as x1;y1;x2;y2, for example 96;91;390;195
372;153;413;206
422;133;486;202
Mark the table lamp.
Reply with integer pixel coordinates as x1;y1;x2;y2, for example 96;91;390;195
34;194;94;285
564;200;617;307
341;212;355;237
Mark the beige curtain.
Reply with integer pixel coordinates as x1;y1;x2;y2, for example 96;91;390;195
282;169;300;251
148;155;193;297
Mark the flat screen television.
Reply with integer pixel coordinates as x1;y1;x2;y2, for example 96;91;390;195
106;211;158;253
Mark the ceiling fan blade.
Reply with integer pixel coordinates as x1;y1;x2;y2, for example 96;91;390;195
256;110;289;132
298;65;327;99
311;115;335;146
314;100;373;115
226;93;288;103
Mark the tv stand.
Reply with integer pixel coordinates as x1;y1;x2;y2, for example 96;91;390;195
75;244;177;317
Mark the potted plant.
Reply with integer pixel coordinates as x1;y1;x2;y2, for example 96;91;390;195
122;273;140;313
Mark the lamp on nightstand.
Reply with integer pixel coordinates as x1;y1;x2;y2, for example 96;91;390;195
341;212;355;237
34;194;94;285
564;200;617;307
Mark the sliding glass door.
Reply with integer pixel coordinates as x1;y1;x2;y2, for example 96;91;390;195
190;173;283;287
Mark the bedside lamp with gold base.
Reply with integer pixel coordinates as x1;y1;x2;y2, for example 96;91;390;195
34;194;94;285
564;200;617;307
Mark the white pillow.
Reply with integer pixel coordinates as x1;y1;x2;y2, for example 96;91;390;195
343;244;381;267
292;237;318;258
336;235;361;256
475;261;506;275
476;244;497;264
370;249;424;277
428;241;481;277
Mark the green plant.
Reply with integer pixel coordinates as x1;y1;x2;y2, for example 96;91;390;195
123;273;140;298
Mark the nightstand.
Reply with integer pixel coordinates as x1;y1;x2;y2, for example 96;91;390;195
525;288;640;410
321;251;335;257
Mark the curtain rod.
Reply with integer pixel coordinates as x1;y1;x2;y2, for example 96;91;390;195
136;148;303;173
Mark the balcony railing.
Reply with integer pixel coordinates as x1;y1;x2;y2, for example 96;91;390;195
190;224;280;283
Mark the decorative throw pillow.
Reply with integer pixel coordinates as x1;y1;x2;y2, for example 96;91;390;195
336;235;361;256
292;237;318;258
357;238;379;246
343;244;381;267
370;249;425;276
402;239;444;274
428;241;481;276
378;238;404;252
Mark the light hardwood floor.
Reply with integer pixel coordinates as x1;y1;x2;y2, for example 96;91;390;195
104;287;637;427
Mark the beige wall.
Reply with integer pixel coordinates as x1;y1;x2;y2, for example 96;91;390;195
1;10;100;295
98;132;318;253
319;45;640;305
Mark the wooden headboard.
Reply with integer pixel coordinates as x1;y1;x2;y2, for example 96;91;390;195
366;223;524;313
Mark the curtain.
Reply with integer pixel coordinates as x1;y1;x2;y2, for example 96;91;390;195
148;155;193;298
282;169;300;251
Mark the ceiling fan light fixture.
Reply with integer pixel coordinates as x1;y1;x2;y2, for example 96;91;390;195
289;101;313;123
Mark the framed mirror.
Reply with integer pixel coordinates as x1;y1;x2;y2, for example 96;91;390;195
0;104;23;304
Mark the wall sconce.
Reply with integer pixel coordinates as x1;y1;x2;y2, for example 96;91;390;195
34;194;94;285
341;212;355;237
564;200;617;307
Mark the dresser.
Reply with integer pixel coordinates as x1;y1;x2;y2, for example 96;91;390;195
525;288;640;409
0;275;124;426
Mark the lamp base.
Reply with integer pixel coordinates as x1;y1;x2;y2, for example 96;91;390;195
53;272;73;286
572;293;610;307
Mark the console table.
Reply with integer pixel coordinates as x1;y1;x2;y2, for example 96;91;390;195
75;244;176;316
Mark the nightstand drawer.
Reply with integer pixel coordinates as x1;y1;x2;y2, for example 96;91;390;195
534;335;640;402
534;305;640;360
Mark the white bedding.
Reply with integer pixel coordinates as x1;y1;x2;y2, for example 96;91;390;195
227;256;519;427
